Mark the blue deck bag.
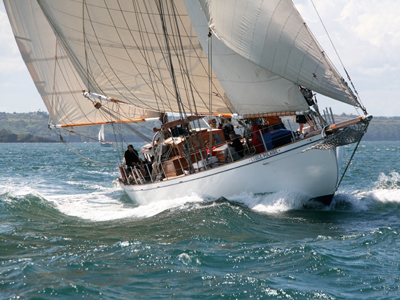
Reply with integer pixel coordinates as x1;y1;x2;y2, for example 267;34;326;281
262;129;292;150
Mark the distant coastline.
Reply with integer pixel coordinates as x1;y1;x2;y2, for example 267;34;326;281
0;129;56;143
0;111;399;142
0;111;151;143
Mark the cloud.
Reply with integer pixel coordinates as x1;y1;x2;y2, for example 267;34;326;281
0;2;46;113
0;7;23;63
296;0;399;60
295;0;400;116
340;1;400;49
0;56;26;73
0;6;31;73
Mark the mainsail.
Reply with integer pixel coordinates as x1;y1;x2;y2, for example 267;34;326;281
31;0;233;117
4;0;360;125
4;0;159;127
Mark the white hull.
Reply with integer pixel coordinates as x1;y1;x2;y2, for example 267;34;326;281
121;135;342;206
100;142;113;147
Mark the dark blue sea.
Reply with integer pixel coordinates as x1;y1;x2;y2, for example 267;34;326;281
1;141;400;299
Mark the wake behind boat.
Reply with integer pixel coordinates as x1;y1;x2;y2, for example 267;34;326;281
4;0;372;206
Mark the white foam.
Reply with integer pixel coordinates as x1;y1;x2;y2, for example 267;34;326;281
333;171;400;211
45;192;205;221
0;183;46;201
4;169;400;220
376;171;400;189
331;192;371;212
227;191;308;213
361;171;400;204
369;189;400;203
64;180;112;191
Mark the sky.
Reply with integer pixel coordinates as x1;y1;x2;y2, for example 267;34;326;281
0;0;399;116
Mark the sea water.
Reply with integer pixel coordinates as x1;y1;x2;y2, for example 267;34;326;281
1;142;400;299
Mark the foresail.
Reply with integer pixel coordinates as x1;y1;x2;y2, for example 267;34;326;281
185;1;309;114
4;0;158;127
199;0;359;106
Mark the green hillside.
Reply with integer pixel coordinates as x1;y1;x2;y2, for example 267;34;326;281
0;129;55;142
0;111;398;142
0;111;158;143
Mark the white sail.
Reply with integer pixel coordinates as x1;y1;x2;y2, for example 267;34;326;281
185;1;309;114
198;0;359;106
5;0;360;121
32;0;233;115
98;125;105;142
4;0;160;127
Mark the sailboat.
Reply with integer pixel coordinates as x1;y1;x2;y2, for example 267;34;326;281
98;124;113;147
4;0;372;206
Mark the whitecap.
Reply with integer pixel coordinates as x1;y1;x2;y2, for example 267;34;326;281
226;191;309;213
44;192;205;221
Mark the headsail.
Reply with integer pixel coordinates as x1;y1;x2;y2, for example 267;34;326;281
198;0;359;106
185;0;309;114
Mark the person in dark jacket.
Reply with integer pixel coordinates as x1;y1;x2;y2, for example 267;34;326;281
124;144;139;168
224;131;244;162
229;132;244;157
222;118;235;140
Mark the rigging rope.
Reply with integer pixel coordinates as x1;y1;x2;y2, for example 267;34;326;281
157;0;184;119
208;29;213;117
310;0;367;113
169;0;204;131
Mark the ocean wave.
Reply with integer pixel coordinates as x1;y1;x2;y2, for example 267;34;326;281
0;190;65;222
0;182;209;222
3;171;399;221
44;192;205;222
362;171;400;205
226;191;309;213
376;171;400;190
